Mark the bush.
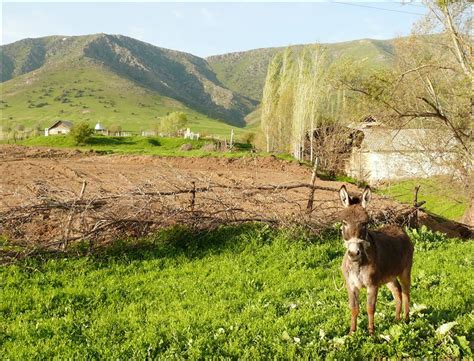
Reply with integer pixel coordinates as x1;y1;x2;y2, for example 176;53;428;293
70;122;94;145
180;143;193;151
241;132;256;145
159;111;188;136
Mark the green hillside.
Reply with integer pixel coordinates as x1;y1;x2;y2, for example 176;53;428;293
1;34;256;128
1;60;240;136
207;38;395;102
1;34;398;134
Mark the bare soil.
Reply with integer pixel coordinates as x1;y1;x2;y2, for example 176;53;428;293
1;145;470;239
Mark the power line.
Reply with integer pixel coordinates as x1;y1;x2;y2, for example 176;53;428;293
333;2;425;16
401;2;428;9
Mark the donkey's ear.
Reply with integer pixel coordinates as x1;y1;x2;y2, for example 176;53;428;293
339;185;350;207
361;186;372;208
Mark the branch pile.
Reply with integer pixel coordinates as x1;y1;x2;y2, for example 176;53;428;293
0;176;419;259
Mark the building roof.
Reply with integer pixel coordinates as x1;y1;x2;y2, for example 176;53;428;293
48;120;73;130
356;127;457;152
95;122;105;130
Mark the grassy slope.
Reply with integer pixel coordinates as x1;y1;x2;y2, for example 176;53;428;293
1;61;243;137
379;178;468;221
207;38;395;102
1;34;256;127
1;225;472;358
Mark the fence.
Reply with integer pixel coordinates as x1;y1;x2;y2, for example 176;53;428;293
0;173;425;264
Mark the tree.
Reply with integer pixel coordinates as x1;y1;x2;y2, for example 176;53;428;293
260;45;347;166
109;123;122;135
159;112;188;136
332;0;472;223
70;122;94;145
334;0;471;180
261;52;284;152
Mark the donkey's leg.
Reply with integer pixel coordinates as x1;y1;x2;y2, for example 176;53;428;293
366;285;379;335
347;287;360;334
399;268;411;321
387;279;402;321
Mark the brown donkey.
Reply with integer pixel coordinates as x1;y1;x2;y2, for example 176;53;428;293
339;185;414;335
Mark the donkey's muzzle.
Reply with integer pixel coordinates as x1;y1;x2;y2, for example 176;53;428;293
347;249;361;261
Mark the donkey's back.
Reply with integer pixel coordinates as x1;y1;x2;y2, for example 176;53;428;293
369;225;414;285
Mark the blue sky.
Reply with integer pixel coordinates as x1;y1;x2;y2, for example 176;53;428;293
1;1;427;57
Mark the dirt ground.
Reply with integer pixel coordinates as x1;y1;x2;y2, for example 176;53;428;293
0;145;344;208
0;145;470;239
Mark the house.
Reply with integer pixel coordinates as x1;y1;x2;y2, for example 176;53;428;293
94;122;107;135
183;128;200;140
345;122;457;185
44;120;73;136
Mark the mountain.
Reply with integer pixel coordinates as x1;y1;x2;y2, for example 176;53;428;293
1;34;397;134
1;34;256;131
207;38;395;102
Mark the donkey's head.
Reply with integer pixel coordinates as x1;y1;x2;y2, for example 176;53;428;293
339;185;372;262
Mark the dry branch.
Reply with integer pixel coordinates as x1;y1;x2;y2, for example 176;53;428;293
0;178;414;261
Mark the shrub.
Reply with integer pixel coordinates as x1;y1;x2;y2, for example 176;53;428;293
180;143;193;151
159;111;188;136
70;122;93;145
241;132;256;145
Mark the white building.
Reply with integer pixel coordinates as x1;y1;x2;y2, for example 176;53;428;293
345;123;457;185
94;122;107;134
44;120;73;136
183;128;200;140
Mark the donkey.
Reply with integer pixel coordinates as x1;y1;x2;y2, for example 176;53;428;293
338;185;413;335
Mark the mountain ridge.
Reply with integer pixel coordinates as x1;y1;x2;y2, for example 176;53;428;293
1;34;397;133
207;38;395;101
1;34;256;127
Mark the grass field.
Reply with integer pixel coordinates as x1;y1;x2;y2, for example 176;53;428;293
0;62;248;138
379;178;468;221
1;225;472;358
17;134;258;158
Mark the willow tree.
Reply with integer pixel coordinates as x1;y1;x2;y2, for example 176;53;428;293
260;45;342;161
260;53;283;152
291;46;330;161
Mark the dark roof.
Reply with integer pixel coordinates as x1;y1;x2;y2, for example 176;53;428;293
48;120;73;130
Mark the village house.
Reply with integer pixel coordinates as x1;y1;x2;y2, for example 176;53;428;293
44;120;73;136
94;122;107;135
183;128;200;140
345;121;457;185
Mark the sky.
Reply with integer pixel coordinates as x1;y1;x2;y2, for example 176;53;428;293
1;1;428;57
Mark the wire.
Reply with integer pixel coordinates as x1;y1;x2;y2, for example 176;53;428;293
333;2;425;16
401;2;428;9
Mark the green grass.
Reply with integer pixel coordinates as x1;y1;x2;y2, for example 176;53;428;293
379;178;468;221
17;135;257;158
16;135;298;161
1;225;472;358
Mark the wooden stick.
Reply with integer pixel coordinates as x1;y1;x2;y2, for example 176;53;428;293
306;157;319;212
413;185;420;228
62;180;87;250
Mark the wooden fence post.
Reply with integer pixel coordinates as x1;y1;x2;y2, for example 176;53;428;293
306;157;319;212
413;185;420;228
190;181;196;211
